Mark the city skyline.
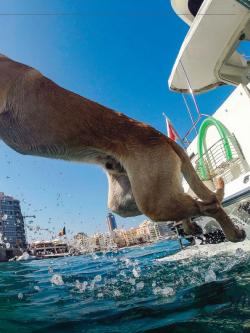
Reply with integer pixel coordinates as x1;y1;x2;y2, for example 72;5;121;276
74;219;173;253
0;0;240;238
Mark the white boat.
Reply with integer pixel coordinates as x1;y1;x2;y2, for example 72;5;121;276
164;0;250;255
169;0;250;93
30;239;70;259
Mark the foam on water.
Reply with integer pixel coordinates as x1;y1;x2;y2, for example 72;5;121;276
51;273;64;285
157;239;250;262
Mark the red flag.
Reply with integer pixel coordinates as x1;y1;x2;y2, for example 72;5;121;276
164;114;178;141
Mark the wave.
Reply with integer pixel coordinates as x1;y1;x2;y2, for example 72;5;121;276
0;239;249;332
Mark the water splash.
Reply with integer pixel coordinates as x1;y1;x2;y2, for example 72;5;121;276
51;274;64;286
1;239;250;333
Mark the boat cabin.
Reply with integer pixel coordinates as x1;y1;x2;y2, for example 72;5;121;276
30;239;69;258
169;0;250;93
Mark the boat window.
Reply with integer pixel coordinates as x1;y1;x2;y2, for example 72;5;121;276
188;0;205;17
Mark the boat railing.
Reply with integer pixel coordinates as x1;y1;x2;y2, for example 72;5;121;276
193;135;249;183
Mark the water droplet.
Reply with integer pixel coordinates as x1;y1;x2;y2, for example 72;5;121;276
136;281;144;290
48;266;53;273
75;280;88;293
153;286;175;298
94;275;102;282
114;290;121;297
161;287;175;297
128;278;136;286
18;292;23;300
235;248;244;256
205;269;216;283
132;267;140;278
51;274;64;286
124;258;132;267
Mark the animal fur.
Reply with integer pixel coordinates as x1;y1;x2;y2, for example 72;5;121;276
0;54;245;242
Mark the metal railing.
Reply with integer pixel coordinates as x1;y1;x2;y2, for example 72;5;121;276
193;135;249;183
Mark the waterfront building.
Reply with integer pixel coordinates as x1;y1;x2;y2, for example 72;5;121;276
89;234;101;252
138;220;162;242
74;232;90;251
74;232;88;243
113;225;149;247
0;192;26;248
73;232;118;253
106;213;117;232
118;228;141;246
112;230;127;248
72;220;169;253
97;233;117;251
111;221;162;248
87;233;117;252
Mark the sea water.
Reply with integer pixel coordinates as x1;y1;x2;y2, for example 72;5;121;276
0;239;250;333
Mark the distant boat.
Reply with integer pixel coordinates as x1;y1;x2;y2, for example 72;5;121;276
30;239;70;259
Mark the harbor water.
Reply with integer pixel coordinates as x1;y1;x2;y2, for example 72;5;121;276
1;239;250;333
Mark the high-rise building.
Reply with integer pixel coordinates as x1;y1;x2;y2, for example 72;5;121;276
0;192;26;248
106;213;117;233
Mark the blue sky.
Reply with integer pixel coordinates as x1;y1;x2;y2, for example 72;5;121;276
0;0;240;241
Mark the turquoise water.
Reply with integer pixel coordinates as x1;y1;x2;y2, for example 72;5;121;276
0;239;250;333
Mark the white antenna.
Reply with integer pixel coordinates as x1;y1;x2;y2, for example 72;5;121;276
178;60;210;143
182;94;198;136
180;60;201;117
